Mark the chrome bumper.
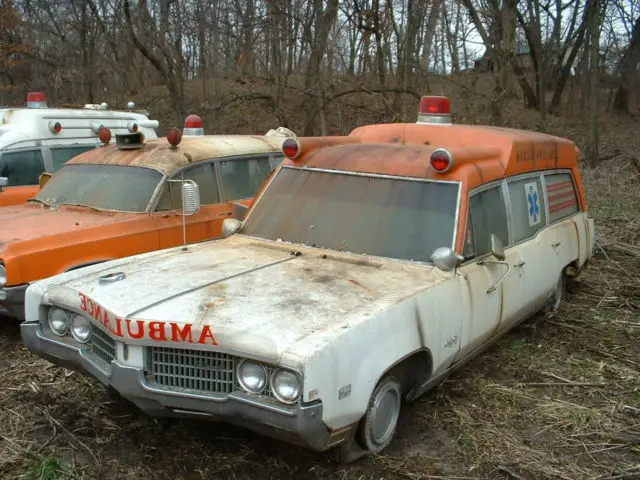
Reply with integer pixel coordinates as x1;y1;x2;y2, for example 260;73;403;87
0;284;27;320
20;322;333;451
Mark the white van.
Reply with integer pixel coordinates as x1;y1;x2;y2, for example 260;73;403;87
0;92;159;206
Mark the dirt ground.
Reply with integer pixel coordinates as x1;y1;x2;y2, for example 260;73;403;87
0;99;639;479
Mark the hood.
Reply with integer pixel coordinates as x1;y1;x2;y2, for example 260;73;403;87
0;203;139;253
45;235;447;362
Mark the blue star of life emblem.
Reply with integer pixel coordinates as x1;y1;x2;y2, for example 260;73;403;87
526;183;540;225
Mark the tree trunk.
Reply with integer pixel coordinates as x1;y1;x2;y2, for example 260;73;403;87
613;16;640;114
302;0;338;135
585;0;600;169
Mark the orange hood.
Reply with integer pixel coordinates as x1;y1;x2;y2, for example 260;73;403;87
0;203;145;285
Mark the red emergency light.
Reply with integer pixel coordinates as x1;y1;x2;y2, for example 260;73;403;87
127;121;139;133
98;126;112;145
183;114;204;136
167;127;183;147
185;115;202;129
27;92;48;108
430;148;453;173
282;138;301;159
49;120;62;134
419;96;450;115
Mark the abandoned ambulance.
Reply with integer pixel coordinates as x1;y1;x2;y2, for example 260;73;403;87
20;111;595;461
0;92;159;207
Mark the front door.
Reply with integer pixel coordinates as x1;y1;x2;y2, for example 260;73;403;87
454;184;511;361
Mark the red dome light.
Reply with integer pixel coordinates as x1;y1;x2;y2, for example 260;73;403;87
419;96;451;115
430;148;453;173
98;126;112;145
49;120;62;133
167;127;183;147
184;114;202;129
282;138;300;159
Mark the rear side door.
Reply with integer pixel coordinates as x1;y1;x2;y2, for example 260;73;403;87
0;147;46;206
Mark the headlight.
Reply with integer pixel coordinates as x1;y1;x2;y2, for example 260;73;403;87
0;264;6;288
270;369;301;404
70;314;91;343
48;308;70;336
237;360;267;394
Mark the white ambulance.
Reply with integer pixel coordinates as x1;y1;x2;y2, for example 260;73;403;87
0;92;159;206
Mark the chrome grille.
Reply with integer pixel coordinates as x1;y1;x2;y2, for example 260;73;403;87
147;346;276;397
90;326;116;365
148;347;236;394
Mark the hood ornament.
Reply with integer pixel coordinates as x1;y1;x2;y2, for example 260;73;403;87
99;272;126;285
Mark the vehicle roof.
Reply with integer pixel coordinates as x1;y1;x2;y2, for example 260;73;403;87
65;134;290;175
0;107;158;149
289;123;578;189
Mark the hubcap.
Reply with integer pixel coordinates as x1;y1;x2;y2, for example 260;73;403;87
371;386;401;446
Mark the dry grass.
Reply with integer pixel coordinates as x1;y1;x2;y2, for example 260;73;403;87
1;84;639;480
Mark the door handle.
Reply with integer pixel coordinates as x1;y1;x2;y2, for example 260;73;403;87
551;242;561;247
514;261;526;267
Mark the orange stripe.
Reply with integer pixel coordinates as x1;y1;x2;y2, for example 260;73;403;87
549;198;577;213
547;181;573;192
548;190;576;203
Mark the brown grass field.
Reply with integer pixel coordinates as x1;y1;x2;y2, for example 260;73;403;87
0;77;638;480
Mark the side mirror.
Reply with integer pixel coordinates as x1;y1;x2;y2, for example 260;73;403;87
431;247;464;271
490;234;506;261
222;218;242;237
232;202;249;221
39;173;52;189
181;180;200;216
0;176;7;191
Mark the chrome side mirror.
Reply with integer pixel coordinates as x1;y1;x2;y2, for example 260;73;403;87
431;247;464;271
222;218;242;237
490;234;506;261
182;180;200;216
0;176;7;191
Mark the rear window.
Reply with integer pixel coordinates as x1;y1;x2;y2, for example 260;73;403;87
0;149;45;186
51;145;97;171
545;172;579;223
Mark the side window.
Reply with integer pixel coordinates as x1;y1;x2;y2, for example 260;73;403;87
468;185;509;258
0;149;45;186
155;162;220;211
271;155;284;170
507;175;546;243
50;145;96;172
219;156;272;201
544;172;579;223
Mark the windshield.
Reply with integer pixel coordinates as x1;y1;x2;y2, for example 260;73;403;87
241;167;460;263
33;164;163;212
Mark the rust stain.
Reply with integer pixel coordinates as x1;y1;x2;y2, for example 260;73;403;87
348;278;376;296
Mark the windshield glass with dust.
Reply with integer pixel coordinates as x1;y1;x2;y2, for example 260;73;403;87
34;164;163;212
241;167;460;263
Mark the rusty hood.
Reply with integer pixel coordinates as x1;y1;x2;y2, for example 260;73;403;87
0;203;140;263
40;235;448;362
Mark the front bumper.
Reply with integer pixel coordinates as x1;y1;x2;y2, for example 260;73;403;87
0;284;27;320
20;322;335;451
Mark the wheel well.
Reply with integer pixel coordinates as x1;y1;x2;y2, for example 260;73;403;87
383;349;433;397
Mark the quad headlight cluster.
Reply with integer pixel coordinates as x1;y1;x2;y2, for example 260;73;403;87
236;359;301;404
47;308;92;344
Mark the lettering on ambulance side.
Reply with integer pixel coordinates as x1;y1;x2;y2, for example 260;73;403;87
78;292;218;345
516;143;558;164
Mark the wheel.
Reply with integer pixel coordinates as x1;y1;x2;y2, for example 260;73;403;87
358;376;402;454
551;273;566;311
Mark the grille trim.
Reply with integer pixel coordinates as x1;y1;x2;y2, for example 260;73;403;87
90;326;116;368
147;346;276;398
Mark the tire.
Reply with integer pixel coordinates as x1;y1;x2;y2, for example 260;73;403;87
551;273;566;311
358;376;402;454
